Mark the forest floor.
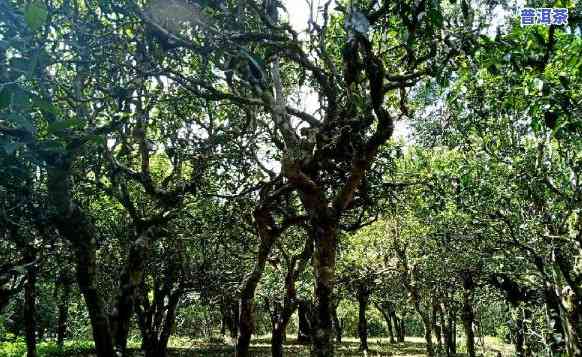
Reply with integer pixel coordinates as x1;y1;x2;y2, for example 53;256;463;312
154;336;515;356
0;336;515;357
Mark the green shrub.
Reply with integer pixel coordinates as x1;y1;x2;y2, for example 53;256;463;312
0;340;25;357
208;335;225;344
495;323;510;343
0;340;95;357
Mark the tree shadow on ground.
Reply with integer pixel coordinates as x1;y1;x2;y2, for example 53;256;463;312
153;338;428;357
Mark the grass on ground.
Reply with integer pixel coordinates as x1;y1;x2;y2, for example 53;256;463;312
0;335;514;356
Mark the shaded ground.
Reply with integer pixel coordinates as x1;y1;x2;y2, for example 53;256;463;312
149;336;514;357
0;336;513;357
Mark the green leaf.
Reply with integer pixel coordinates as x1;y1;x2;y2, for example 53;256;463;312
238;49;265;80
429;8;444;28
533;78;544;93
47;119;81;134
88;135;106;146
9;86;32;109
32;96;59;115
13;265;28;274
24;1;48;32
0;88;10;110
2;142;18;155
40;140;66;153
7;113;35;134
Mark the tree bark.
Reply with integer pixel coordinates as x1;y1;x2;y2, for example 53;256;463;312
143;297;179;357
421;314;434;357
137;285;181;357
441;313;451;356
441;301;456;356
74;241;116;357
331;299;342;343
24;262;37;357
271;234;313;357
220;302;227;337
311;221;338;357
382;312;396;343
554;237;582;355
450;317;456;354
237;297;256;357
563;302;582;356
375;303;395;343
270;301;285;357
270;289;296;356
220;299;239;339
513;312;526;357
57;279;71;348
271;323;285;357
332;312;342;343
357;286;369;352
48;166;116;357
298;300;313;344
236;205;279;357
271;300;297;357
544;289;566;353
461;272;476;357
432;298;442;352
396;244;429;353
391;310;405;343
553;281;582;356
0;290;10;313
510;306;533;357
111;233;151;355
231;301;240;339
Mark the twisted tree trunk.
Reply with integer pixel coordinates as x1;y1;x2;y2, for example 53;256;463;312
237;297;256;356
48;165;116;357
111;232;151;355
271;235;313;357
396;244;431;355
74;240;116;357
310;220;338;357
236;205;280;357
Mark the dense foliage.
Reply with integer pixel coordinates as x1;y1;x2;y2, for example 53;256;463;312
0;0;580;357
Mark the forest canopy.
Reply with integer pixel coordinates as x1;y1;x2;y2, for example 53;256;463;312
0;0;581;357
